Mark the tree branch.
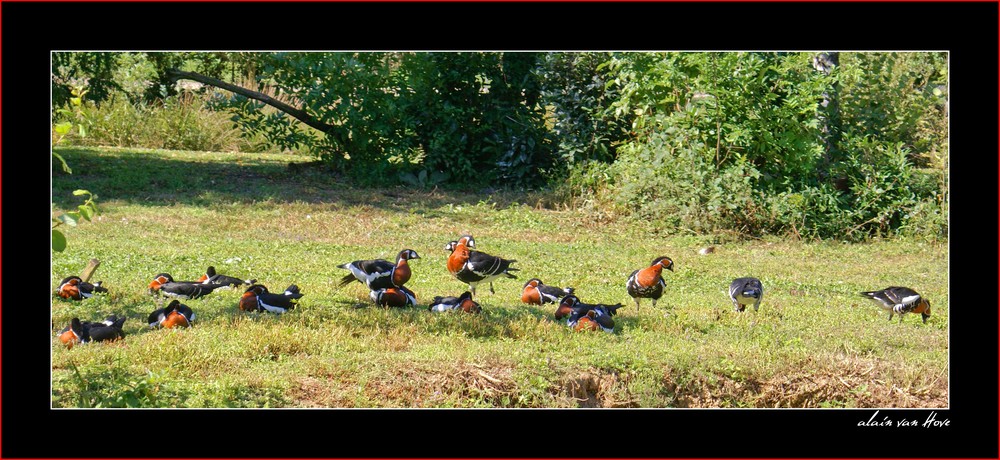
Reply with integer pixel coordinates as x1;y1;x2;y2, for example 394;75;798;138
165;69;338;134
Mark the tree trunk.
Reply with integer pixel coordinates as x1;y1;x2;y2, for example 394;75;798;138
165;69;339;135
812;52;842;187
81;259;101;283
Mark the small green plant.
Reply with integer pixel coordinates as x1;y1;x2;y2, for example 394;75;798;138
52;79;91;173
398;169;449;188
65;360;173;408
52;79;99;252
51;190;99;252
74;90;270;153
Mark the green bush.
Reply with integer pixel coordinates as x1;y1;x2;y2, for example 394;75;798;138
537;52;631;167
208;52;555;187
564;52;948;241
837;52;949;168
149;92;243;152
67;90;309;155
51;52;948;241
607;120;761;235
395;52;553;187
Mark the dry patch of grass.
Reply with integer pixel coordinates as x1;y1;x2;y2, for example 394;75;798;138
665;355;948;408
558;370;636;408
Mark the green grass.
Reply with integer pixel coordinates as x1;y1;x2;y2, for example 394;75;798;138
51;146;949;408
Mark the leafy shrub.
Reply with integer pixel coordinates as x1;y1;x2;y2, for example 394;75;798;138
897;196;948;242
207;52;555;187
837;52;949;168
537;52;631;167
208;52;414;184
565;52;948;241
400;52;553;188
149;91;245;152
608;120;761;235
69;90;308;154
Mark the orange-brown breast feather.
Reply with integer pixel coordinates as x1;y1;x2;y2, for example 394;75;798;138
239;292;258;311
393;260;412;286
162;311;190;328
636;265;663;288
148;278;165;291
522;287;541;305
59;330;79;348
460;298;479;313
447;246;469;275
382;289;409;307
60;284;81;300
574;317;598;332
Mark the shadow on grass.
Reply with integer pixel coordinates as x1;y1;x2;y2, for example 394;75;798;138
52;147;554;212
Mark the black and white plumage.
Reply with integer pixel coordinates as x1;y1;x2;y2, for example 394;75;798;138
729;277;764;312
459;251;518;296
55;276;108;300
60;315;117;334
199;266;255;288
521;278;574;305
241;284;303;314
555;295;624;333
446;237;518;296
625;256;674;313
148;273;226;300
370;286;418;308
147;299;196;328
443;235;476;253
860;286;932;324
87;315;127;342
428;291;481;313
337;249;420;291
60;315;126;346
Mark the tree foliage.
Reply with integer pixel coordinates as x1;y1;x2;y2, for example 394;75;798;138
536;52;631;166
400;52;552;186
599;51;947;240
52;51;948;240
204;52;555;186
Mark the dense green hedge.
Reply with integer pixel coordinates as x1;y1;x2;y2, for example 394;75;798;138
594;52;947;241
52;52;947;240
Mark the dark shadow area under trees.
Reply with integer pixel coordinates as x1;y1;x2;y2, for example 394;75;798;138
51;148;556;214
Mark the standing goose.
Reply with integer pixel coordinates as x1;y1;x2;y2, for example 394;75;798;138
337;249;421;290
446;235;518;297
860;286;932;324
729;277;764;312
625;256;674;314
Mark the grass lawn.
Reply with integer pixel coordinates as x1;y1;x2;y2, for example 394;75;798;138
51;146;949;408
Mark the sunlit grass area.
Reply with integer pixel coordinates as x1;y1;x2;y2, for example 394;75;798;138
51;147;948;408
